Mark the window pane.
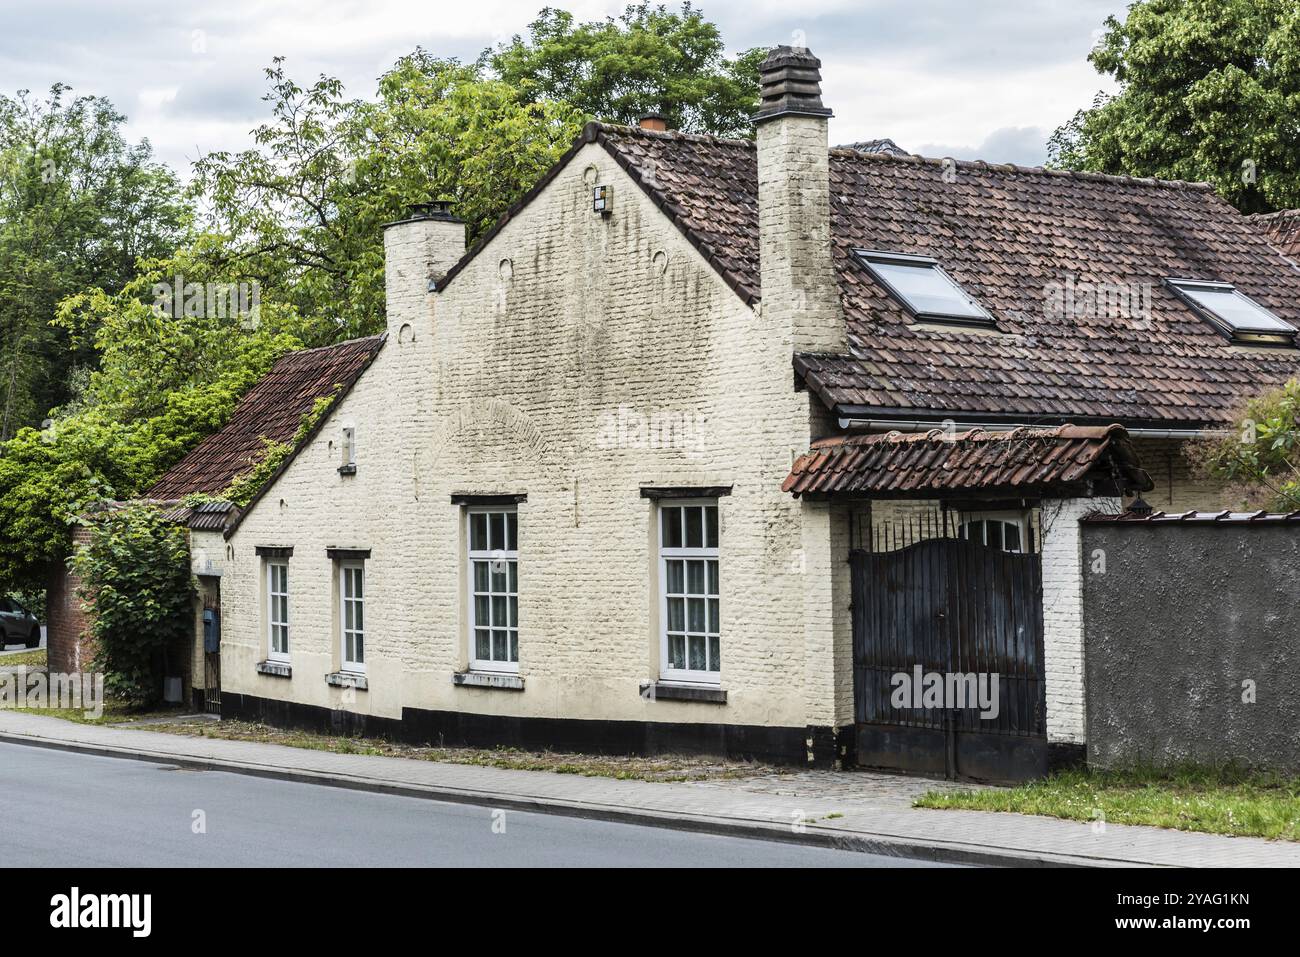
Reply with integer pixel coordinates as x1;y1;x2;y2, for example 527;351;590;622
705;506;718;548
1179;284;1294;333
662;507;682;548
685;507;703;548
509;632;518;663
508;562;517;592
345;633;354;662
345;603;354;631
708;636;720;671
355;634;364;664
866;257;989;320
708;598;719;633
688;635;706;670
707;560;718;595
490;513;505;551
492;630;507;661
491;564;508;592
666;560;684;594
688;597;705;632
687;560;705;595
471;513;488;551
474;561;489;592
355;601;363;633
1005;522;1022;552
475;595;489;628
507;512;518;551
476;629;490;659
668;635;686;670
988;521;1004;551
509;595;518;628
667;597;684;632
492;595;507;627
353;570;363;600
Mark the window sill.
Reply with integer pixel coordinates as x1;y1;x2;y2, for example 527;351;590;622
338;464;357;476
453;671;524;691
256;660;292;679
326;671;368;691
640;681;726;704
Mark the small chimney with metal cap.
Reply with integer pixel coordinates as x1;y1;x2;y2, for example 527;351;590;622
382;199;466;338
638;113;669;132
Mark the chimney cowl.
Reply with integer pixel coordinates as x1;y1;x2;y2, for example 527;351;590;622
637;113;669;132
752;45;832;124
404;200;462;223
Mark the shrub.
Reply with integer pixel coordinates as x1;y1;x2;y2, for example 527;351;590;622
71;503;194;706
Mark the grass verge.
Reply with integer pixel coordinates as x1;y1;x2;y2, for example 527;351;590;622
137;719;778;783
915;764;1300;841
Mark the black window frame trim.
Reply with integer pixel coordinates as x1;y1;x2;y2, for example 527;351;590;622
853;248;997;328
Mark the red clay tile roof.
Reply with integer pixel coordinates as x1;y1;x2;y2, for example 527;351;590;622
585;123;1300;427
782;425;1152;499
147;335;385;499
1249;209;1300;260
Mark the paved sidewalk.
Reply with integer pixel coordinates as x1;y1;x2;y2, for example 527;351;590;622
2;709;1297;867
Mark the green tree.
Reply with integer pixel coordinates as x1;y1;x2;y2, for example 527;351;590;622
485;2;764;136
0;245;306;592
1049;0;1300;212
0;85;189;438
192;57;580;338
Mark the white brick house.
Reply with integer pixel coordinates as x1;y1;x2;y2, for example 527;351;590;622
143;45;1300;778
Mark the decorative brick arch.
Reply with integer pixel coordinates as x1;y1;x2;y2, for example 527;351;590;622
428;398;556;471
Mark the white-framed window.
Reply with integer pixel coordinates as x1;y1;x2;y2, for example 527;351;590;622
341;427;356;467
266;561;290;661
467;507;518;672
659;500;720;683
958;511;1029;553
339;562;365;673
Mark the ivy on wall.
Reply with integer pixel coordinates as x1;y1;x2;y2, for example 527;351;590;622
70;503;194;706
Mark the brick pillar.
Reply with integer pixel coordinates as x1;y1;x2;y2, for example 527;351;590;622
1040;496;1119;745
45;524;95;674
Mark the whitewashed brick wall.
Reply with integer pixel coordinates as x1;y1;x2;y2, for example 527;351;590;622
1041;495;1118;743
220;141;840;732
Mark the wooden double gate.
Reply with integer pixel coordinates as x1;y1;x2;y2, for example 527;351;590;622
851;513;1048;783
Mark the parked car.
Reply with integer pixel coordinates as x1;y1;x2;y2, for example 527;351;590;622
0;597;41;649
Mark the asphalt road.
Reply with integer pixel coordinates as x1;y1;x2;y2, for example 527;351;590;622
0;742;953;867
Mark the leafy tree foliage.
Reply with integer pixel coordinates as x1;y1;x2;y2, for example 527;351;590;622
485;2;764;136
1190;380;1300;510
1049;0;1300;212
0;85;189;438
71;503;194;707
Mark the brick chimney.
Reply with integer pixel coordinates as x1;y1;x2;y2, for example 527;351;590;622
753;46;845;354
638;113;668;132
383;201;465;338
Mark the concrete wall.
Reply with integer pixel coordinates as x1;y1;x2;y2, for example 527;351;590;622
220;141;840;750
1082;521;1300;770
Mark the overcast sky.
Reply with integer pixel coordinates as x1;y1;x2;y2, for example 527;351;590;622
0;0;1129;176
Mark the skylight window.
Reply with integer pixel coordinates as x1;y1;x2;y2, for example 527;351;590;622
1166;279;1296;345
855;250;994;327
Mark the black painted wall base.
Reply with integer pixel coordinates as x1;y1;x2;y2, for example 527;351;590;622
221;692;850;768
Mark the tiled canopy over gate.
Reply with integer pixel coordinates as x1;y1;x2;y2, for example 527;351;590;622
782;425;1152;499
